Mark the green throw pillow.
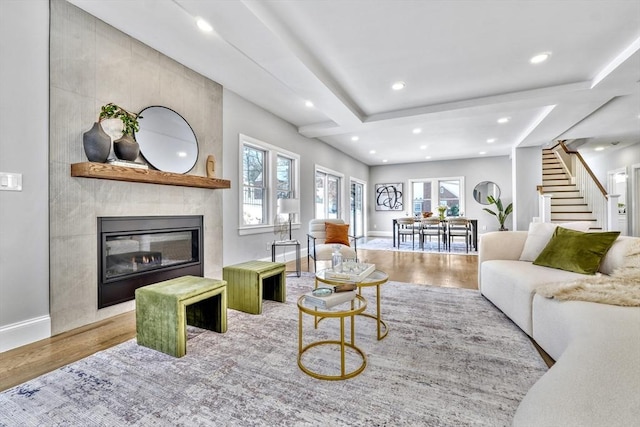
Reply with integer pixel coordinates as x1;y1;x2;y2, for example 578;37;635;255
533;227;620;275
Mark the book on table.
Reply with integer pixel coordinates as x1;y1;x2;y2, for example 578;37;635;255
304;289;357;309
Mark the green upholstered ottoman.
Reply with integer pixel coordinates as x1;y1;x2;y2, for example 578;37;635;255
223;260;286;314
135;275;227;357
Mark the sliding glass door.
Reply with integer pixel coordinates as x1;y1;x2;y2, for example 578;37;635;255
350;180;365;237
315;170;341;219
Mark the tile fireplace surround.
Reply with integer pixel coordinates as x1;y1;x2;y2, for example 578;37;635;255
49;0;224;335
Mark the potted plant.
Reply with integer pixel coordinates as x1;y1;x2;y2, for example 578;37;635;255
437;205;447;220
483;195;513;231
99;103;142;161
99;103;141;136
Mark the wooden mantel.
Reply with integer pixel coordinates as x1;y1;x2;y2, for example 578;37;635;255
71;162;231;190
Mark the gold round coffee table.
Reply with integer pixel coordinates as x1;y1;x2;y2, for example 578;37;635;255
297;294;367;380
315;269;389;340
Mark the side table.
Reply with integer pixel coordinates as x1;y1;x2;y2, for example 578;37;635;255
297;294;367;380
315;269;389;340
272;240;301;277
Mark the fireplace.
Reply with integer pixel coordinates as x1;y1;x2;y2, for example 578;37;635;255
97;215;203;308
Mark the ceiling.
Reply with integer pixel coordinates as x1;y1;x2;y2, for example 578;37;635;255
69;0;640;166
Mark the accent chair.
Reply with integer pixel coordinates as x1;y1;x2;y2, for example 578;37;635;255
307;219;357;272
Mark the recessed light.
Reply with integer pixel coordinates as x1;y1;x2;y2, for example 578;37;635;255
382;159;388;163
413;128;422;134
530;52;551;64
595;146;605;151
425;156;432;160
420;145;427;150
195;17;213;33
392;81;406;91
305;100;314;108
351;136;359;142
369;150;376;154
479;151;487;155
497;117;510;124
486;138;496;143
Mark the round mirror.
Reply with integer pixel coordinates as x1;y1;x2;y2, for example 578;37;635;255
473;181;501;204
135;106;198;174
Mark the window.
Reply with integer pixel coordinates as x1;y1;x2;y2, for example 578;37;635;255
242;145;266;225
277;155;293;199
240;135;299;233
411;177;465;217
315;168;343;219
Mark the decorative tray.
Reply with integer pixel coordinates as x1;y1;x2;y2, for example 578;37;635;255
324;262;375;282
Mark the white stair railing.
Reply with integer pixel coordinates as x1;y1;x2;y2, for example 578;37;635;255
552;141;616;231
538;192;553;223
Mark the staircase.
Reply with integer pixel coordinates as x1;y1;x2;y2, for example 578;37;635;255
541;148;599;229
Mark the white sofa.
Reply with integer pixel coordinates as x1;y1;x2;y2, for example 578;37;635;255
478;230;640;426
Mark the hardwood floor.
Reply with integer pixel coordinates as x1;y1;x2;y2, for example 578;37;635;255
0;248;481;392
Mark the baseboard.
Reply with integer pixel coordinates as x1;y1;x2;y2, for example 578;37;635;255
366;231;393;237
0;315;51;353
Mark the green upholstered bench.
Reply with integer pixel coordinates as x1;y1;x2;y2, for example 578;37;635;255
223;260;286;314
135;275;227;357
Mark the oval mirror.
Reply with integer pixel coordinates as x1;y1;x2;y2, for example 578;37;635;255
135;106;198;174
473;181;501;204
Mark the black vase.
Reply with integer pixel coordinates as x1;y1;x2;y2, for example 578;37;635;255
82;122;111;163
114;134;140;161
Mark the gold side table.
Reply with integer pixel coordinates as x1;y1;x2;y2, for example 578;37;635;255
315;269;389;340
297;294;367;380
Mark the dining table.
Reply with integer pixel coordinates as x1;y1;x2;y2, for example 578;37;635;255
392;217;478;251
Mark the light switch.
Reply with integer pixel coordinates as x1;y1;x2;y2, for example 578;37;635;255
0;172;22;191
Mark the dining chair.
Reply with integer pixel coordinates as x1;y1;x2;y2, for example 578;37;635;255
396;217;419;250
446;218;472;252
420;217;444;251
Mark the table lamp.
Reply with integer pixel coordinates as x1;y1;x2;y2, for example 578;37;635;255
277;198;299;241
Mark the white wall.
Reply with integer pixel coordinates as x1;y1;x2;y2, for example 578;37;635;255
0;0;51;351
222;90;369;265
513;146;542;231
369;156;513;235
581;143;640;186
581;143;640;236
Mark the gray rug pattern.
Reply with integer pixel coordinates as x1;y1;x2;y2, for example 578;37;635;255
0;275;546;426
359;238;477;255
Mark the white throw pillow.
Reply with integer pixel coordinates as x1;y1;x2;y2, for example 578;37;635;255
519;221;591;262
599;236;635;275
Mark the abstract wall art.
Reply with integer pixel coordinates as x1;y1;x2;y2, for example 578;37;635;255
375;183;403;211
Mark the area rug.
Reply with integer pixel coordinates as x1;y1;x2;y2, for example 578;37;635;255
0;275;546;426
359;238;477;255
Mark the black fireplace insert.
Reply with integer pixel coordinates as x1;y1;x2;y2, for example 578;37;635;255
97;215;203;308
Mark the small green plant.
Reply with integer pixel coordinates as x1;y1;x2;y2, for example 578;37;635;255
483;195;513;230
99;103;141;136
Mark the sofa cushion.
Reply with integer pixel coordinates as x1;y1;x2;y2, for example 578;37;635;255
532;293;640;360
600;236;637;275
513;329;640;427
519;222;591;262
480;260;586;336
533;227;619;274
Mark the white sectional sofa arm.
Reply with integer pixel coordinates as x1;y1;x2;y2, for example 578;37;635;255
478;231;528;263
478;231;528;287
